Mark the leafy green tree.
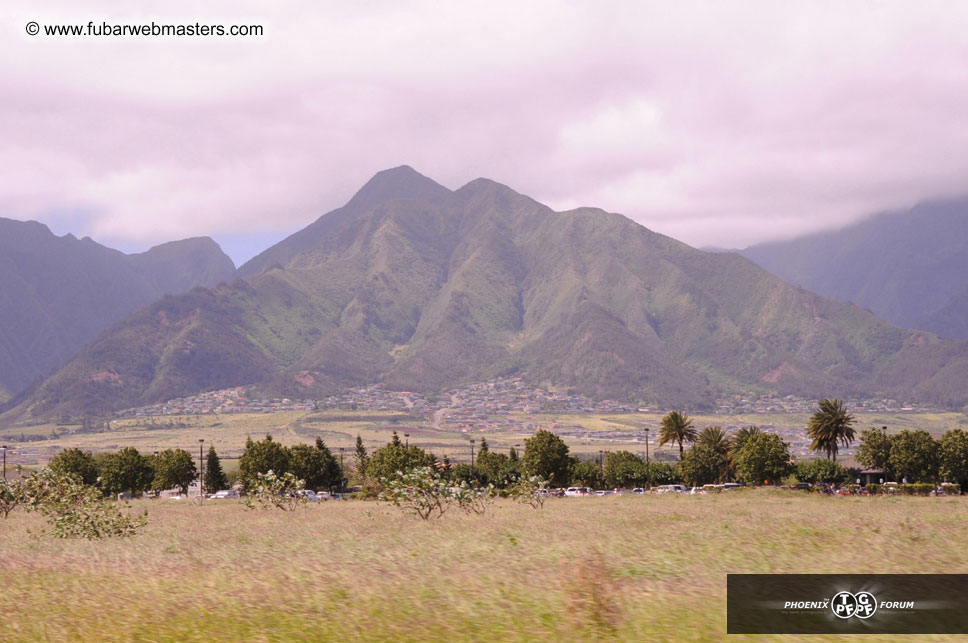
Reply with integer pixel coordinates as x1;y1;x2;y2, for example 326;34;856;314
570;459;602;488
602;451;646;488
794;459;850;485
97;447;154;495
939;429;968;490
889;430;939;483
48;448;99;486
0;476;27;518
807;398;856;461
448;463;475;485
204;446;228;494
857;427;894;480
22;468;146;539
289;440;341;491
316;437;344;490
152;449;197;494
679;444;729;487
379;466;455;520
476;448;520;488
733;432;791;486
522;430;571;485
239;435;290;491
658;411;697;459
244;471;308;512
365;434;437;483
646;462;682;485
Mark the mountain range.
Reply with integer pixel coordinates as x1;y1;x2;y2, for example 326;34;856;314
0;218;234;398
5;166;968;422
741;197;968;339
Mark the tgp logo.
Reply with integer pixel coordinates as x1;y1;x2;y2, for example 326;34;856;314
832;591;877;619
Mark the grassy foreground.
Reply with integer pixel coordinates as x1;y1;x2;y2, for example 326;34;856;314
1;491;967;642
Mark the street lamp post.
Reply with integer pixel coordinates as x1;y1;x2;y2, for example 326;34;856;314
339;447;345;495
644;428;651;490
1;445;6;480
198;439;205;500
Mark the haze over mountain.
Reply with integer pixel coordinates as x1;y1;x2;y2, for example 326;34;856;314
7;167;968;422
0;218;235;397
741;197;968;339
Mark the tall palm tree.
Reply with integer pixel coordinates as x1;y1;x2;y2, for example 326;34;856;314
807;398;856;461
659;411;697;459
698;426;731;455
697;426;732;483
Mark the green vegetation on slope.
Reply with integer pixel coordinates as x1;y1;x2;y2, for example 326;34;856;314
11;167;968;421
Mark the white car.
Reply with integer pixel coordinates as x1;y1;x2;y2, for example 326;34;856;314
212;489;240;500
564;487;592;496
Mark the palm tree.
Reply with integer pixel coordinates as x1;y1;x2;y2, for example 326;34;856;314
697;426;732;483
659;411;697;459
807;398;856;462
731;426;761;452
697;426;731;455
727;426;761;481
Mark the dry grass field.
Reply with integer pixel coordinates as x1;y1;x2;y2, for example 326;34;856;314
1;491;967;642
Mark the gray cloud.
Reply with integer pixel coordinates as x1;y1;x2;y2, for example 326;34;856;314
4;1;968;263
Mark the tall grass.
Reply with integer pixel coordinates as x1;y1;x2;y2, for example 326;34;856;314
1;491;966;641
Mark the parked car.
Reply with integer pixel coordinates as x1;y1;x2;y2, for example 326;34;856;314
630;488;645;494
688;486;705;495
564;487;592;496
297;490;320;502
212;489;240;500
793;482;813;491
654;484;686;494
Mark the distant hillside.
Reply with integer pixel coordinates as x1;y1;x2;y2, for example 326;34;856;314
8;168;968;421
0;218;235;396
741;197;968;339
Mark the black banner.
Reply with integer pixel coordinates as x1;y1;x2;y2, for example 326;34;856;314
727;574;968;634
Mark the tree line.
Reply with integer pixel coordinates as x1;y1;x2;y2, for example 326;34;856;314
47;445;228;496
39;398;968;499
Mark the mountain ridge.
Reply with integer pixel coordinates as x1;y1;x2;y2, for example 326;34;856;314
7;171;968;422
0;217;235;396
741;196;968;339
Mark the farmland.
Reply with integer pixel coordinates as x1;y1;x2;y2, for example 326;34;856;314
1;491;967;641
2;409;967;471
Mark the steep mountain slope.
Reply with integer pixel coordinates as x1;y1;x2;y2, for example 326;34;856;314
0;218;235;395
9;168;968;420
741;197;968;338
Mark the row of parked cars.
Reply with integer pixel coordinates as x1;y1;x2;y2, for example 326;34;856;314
207;489;351;501
556;483;746;497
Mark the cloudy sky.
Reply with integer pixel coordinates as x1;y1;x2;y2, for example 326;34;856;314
4;1;968;265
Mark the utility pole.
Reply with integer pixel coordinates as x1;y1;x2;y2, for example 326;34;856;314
644;428;651;490
1;445;6;480
339;447;344;495
198;439;204;500
470;439;475;470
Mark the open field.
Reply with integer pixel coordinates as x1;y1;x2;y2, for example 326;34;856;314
1;491;967;641
2;410;967;470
